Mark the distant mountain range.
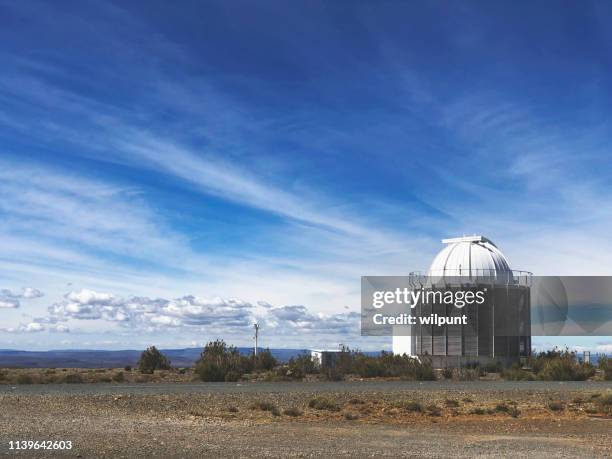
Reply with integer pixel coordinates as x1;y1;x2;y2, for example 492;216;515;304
3;348;598;369
0;348;311;368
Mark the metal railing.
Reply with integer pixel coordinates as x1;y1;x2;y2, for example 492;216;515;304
408;269;533;287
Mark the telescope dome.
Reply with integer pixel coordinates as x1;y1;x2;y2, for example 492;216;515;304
428;235;512;283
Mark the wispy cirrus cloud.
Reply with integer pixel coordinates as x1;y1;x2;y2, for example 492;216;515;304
1;1;611;353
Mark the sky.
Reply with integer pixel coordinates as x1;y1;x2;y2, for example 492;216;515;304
0;0;611;352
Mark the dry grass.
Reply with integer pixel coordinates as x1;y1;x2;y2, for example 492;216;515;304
445;399;460;408
1;368;610;421
547;401;565;412
308;397;340;412
283;407;303;417
250;401;281;416
402;401;423;413
0;367;194;384
596;392;612;415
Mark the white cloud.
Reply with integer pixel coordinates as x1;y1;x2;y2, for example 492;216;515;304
20;287;44;299
23;322;45;333
43;289;358;340
0;161;193;271
49;289;128;322
0;298;19;309
595;343;612;354
1;322;69;333
0;286;44;308
264;305;359;335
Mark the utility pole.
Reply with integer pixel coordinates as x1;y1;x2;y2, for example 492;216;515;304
253;323;259;357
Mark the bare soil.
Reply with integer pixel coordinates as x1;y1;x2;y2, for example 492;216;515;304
0;383;610;457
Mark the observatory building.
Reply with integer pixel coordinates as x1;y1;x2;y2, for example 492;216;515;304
393;236;531;368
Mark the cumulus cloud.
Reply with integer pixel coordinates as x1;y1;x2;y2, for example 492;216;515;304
20;287;44;299
264;305;359;335
1;322;69;333
49;289;128;321
42;288;358;338
0;287;44;308
0;298;19;309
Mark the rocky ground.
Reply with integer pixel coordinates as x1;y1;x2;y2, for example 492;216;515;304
0;384;610;457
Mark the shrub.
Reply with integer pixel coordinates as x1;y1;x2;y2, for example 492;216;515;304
595;392;612;415
502;365;534;381
196;361;226;382
323;367;345;381
350;354;385;378
195;340;252;382
250;401;279;416
598;355;611;381
344;412;359;420
254;349;277;371
224;370;241;382
283;407;303;417
495;403;510;413
528;348;595;381
138;346;171;374
445;399;460;408
348;398;365;405
452;368;480;381
124;365;132;372
470;407;486;415
286;353;317;380
16;374;33;384
426;404;441;416
41;374;57;384
227;406;239;413
303;349;437;381
547;401;564;411
538;360;594;381
482;361;503;373
415;360;437;381
112;371;125;382
404;401;423;413
250;401;275;411
308;397;340;411
285;349;438;381
63;373;84;384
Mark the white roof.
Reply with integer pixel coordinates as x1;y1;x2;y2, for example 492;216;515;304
429;235;511;280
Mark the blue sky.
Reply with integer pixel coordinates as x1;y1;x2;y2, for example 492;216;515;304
0;1;611;352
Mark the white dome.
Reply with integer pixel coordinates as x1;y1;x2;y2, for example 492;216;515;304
428;236;512;284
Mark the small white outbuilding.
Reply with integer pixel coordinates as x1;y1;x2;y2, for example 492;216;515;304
310;350;343;368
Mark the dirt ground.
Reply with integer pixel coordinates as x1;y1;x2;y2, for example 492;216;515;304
0;384;610;458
